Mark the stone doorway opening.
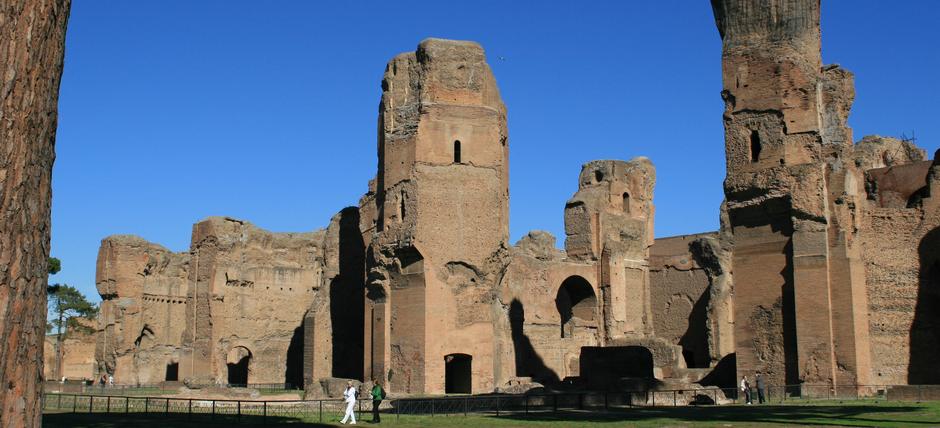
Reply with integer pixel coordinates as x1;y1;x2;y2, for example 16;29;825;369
556;275;597;337
444;353;472;394
226;346;252;386
165;362;179;381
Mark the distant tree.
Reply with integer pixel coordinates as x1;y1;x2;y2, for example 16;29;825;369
48;257;61;275
47;284;98;380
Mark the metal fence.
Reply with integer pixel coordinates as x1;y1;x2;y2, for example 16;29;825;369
42;384;940;424
43;381;298;396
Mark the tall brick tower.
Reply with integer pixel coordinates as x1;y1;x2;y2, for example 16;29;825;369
712;0;872;389
361;38;510;394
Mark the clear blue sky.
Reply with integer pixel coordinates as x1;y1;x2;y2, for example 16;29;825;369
51;1;939;302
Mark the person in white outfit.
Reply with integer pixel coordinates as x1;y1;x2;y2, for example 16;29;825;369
340;381;358;425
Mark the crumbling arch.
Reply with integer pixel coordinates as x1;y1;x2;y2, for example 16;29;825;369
556;275;597;338
444;353;472;394
226;346;252;386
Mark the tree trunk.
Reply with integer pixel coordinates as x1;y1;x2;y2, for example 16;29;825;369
0;1;71;426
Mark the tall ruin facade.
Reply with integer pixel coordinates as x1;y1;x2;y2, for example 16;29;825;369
84;1;938;397
712;0;939;387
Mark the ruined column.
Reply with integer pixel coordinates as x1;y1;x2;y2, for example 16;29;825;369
365;38;510;394
564;158;656;340
0;1;70;425
712;0;871;388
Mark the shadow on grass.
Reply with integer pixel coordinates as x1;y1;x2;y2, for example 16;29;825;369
500;404;937;427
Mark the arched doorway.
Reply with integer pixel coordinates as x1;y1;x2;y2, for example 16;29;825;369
555;276;597;337
226;346;252;386
444;353;472;394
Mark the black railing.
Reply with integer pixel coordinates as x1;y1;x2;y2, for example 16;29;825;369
41;384;940;424
43;381;298;396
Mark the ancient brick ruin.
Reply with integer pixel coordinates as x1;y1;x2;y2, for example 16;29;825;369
82;1;938;397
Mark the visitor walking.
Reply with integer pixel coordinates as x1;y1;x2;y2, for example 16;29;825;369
756;372;766;404
740;375;751;404
340;381;358;425
371;380;386;423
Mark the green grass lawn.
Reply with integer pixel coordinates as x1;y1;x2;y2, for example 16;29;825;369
43;400;940;427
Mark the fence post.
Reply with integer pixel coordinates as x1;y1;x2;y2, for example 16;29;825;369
464;396;468;416
263;401;267;423
88;396;93;413
188;399;192;420
319;400;322;423
211;400;216;419
107;396;111;413
674;390;677;407
431;399;435;417
125;397;129;413
58;394;62;410
144;397;149;413
495;396;500;417
165;398;169;415
72;395;77;413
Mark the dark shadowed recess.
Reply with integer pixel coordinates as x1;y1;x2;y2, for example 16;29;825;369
910;226;940;384
284;324;304;388
509;299;561;387
330;207;365;380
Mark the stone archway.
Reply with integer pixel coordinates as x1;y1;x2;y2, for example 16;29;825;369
556;275;597;337
226;346;252;386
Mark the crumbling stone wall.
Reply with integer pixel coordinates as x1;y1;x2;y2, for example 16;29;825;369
498;231;599;387
95;217;359;388
860;148;940;385
96;236;190;384
44;327;97;381
649;233;716;369
183;217;325;386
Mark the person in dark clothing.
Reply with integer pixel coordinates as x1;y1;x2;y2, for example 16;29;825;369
756;372;766;404
370;380;386;423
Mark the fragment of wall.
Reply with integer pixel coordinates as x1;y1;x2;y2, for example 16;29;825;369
44;329;97;381
95;236;190;384
497;231;599;388
186;217;325;386
649;233;716;369
859;144;938;385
